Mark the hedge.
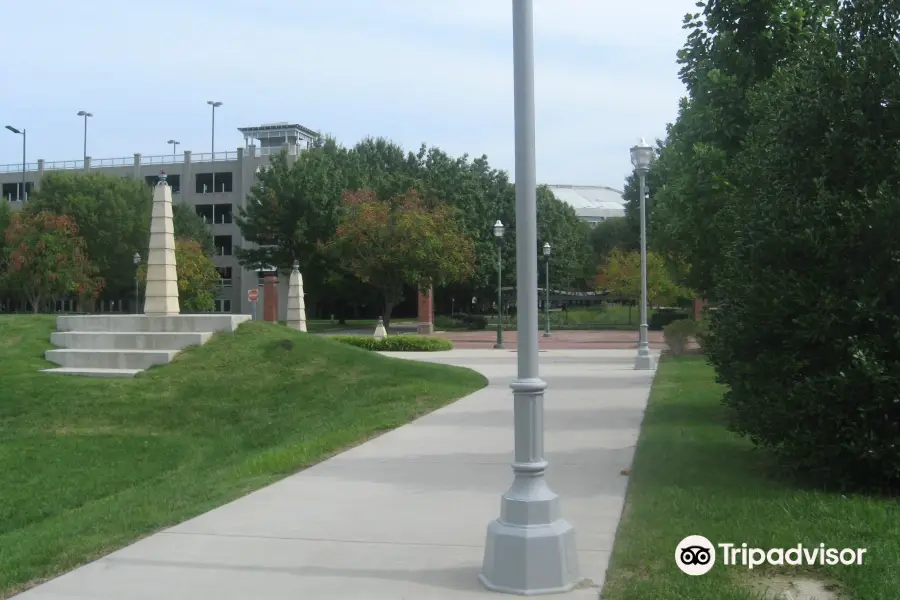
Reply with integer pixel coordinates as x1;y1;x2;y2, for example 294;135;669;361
331;335;453;352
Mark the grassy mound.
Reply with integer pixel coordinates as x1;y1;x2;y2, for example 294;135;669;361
0;316;486;597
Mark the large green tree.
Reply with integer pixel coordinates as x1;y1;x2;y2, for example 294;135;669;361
330;188;475;324
650;0;831;296
27;172;151;299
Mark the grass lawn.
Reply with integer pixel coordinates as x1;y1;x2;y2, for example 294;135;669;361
484;303;657;331
603;355;900;600
0;315;486;598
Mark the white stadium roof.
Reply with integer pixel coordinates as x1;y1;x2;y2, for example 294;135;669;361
544;184;626;221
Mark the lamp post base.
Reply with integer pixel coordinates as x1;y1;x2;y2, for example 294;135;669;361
543;331;551;338
494;344;505;349
634;351;656;371
480;488;581;595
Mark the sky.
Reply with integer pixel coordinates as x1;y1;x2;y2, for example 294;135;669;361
0;0;696;190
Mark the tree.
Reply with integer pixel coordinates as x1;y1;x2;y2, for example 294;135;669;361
536;185;595;291
596;248;688;307
137;238;219;312
704;0;900;491
26;172;152;300
330;189;475;324
4;211;102;312
649;0;832;297
590;217;635;261
173;203;214;255
236;138;359;302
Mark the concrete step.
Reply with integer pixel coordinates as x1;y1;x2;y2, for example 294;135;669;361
55;314;250;333
40;367;142;378
51;331;212;351
45;349;177;370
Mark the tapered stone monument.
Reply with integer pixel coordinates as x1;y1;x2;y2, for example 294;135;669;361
373;317;387;340
286;261;307;332
143;171;180;316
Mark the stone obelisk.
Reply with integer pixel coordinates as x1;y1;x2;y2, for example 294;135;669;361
286;261;307;332
143;170;180;316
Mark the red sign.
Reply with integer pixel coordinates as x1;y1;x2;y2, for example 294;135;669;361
248;288;259;302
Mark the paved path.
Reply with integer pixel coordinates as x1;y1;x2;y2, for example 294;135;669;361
14;349;659;600
438;329;666;350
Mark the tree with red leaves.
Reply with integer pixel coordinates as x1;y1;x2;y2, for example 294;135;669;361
3;211;103;312
330;189;475;325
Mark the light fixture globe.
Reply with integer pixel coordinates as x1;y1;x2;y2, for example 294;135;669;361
543;242;551;257
132;252;141;266
630;137;653;172
493;219;505;238
292;260;299;270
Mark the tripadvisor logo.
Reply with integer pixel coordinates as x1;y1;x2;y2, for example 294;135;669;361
675;535;867;576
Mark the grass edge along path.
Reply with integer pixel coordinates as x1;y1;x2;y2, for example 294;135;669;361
0;316;487;598
601;355;900;600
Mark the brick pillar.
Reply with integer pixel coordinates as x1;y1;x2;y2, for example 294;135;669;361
264;274;279;322
417;287;434;334
693;297;707;320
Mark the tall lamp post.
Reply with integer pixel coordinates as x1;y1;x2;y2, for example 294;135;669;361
479;0;581;594
5;125;26;201
77;111;92;161
630;138;656;371
493;219;505;349
543;242;551;337
168;139;180;155
207;100;223;192
132;252;141;314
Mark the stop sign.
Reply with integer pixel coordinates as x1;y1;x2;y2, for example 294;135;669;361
248;288;259;302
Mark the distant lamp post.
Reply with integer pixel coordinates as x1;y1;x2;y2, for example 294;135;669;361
493;219;505;349
167;139;180;155
630;137;656;371
207;100;223;192
5;125;26;201
132;252;141;314
76;111;92;162
543;242;551;337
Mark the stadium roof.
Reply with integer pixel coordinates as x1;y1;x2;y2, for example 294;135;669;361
544;184;626;220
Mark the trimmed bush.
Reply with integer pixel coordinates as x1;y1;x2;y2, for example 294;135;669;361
332;335;453;352
662;318;696;356
440;313;487;331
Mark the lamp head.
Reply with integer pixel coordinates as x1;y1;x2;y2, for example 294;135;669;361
543;242;551;257
293;260;299;271
77;111;92;117
132;252;141;265
5;125;21;134
207;100;223;107
167;139;179;144
629;137;653;172
493;219;505;238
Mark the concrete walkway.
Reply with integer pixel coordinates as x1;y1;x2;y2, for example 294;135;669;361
14;349;659;600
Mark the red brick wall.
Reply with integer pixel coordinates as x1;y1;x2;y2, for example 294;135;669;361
693;297;707;320
264;275;279;322
417;287;434;334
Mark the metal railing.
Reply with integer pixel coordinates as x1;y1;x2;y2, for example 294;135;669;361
191;150;238;163
258;145;298;156
142;154;185;165
0;162;39;173
90;156;132;168
44;159;85;171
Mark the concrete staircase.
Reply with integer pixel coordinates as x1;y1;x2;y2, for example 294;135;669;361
43;314;251;378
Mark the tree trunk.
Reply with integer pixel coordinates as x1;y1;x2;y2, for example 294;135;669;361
382;297;396;328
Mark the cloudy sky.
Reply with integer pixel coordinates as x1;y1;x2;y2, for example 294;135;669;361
0;0;695;190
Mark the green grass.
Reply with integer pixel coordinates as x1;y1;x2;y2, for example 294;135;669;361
484;303;657;331
602;355;900;599
0;315;486;598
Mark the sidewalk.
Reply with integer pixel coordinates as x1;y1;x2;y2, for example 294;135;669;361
14;349;659;600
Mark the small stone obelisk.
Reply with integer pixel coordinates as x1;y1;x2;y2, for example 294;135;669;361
143;170;180;316
286;261;307;332
373;317;388;340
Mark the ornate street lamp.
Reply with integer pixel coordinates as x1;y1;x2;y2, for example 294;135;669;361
132;252;141;314
493;219;505;349
543;242;551;337
630;138;656;370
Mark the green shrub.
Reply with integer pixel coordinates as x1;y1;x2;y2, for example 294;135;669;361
434;314;485;331
452;313;488;330
662;318;696;356
649;308;689;331
694;317;711;353
331;335;452;352
705;16;900;491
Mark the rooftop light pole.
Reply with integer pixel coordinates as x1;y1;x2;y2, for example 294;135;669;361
167;139;180;156
5;125;26;201
479;0;581;594
630;137;656;371
76;111;92;162
207;100;223;192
